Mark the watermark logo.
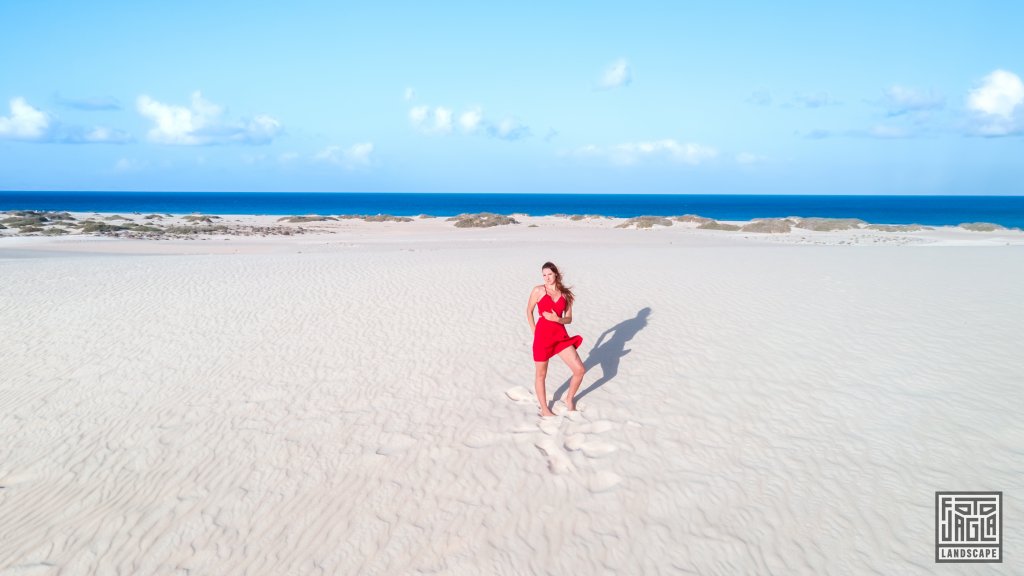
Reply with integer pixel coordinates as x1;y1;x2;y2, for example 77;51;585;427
935;491;1002;563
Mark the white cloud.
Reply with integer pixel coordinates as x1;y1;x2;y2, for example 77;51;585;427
0;97;51;140
968;70;1024;117
315;143;374;169
412;104;528;140
488;117;530;140
409;105;428;125
0;97;134;143
345;142;374;166
80;126;132;144
880;85;943;116
967;69;1024;136
572;139;717;166
459;107;483;132
136;91;281;145
409;105;453;134
433;107;452;133
599;58;631;90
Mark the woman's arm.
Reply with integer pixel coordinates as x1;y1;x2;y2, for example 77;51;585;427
526;287;541;332
560;302;573;325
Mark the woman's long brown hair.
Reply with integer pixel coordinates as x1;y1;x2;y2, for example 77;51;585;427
542;261;575;307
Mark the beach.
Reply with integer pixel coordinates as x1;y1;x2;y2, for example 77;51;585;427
1;213;1022;574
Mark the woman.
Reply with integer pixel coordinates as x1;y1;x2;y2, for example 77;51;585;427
526;262;586;416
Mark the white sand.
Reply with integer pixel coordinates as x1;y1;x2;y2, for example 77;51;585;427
1;217;1022;574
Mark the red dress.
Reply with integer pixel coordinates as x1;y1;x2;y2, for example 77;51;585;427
533;291;583;361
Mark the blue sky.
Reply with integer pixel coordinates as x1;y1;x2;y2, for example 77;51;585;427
1;1;1022;194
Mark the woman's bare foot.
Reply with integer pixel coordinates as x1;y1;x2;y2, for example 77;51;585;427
561;393;576;411
539;409;557;418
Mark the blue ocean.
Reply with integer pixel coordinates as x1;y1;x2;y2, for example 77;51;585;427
2;191;1023;228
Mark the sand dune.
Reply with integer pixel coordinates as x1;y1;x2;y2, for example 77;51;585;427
1;222;1022;574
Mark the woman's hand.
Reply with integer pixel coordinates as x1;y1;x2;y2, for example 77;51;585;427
542;311;559;323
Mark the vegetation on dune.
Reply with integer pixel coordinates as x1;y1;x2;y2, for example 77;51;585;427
277;215;339;223
674;214;714;224
865;224;932;232
794;217;866;231
698;221;742;231
959;222;1007;232
446;213;519;228
740;219;792;233
183;214;221;223
615;216;673;229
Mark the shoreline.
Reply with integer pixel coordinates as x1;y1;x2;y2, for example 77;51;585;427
4;191;1024;229
2;210;1024;256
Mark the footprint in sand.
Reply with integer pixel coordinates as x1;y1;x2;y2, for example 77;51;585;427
511;422;537;434
580;441;617;459
563;433;586;451
505;386;533;402
375;433;417;455
580;420;616;434
463;429;499;449
534;438;574;475
537;417;561;436
587;471;622;493
564;410;586;423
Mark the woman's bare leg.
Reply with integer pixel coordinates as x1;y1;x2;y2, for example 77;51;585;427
557;347;586;411
534;361;555;417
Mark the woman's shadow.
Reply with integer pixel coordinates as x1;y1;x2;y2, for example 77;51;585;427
555;307;651;403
